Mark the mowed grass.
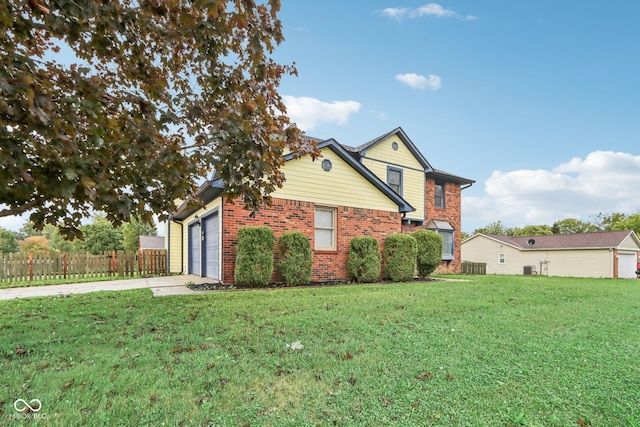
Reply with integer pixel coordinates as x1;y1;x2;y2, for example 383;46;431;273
1;276;640;426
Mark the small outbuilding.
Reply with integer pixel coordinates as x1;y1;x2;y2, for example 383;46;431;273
461;231;640;279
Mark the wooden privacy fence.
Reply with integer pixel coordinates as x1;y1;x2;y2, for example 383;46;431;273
0;250;167;283
462;261;487;275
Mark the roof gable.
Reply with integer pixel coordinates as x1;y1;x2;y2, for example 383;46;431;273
285;139;414;213
343;127;433;171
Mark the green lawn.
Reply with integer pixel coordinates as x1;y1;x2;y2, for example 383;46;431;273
1;275;639;426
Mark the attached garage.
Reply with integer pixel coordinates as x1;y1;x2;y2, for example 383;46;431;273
202;212;219;279
187;222;201;275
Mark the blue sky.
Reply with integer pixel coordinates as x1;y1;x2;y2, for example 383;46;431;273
275;1;640;233
2;1;639;234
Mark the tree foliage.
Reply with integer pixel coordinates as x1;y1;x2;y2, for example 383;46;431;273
473;220;513;236
19;235;50;253
1;0;318;238
551;218;599;234
0;228;20;253
75;215;124;254
512;225;553;236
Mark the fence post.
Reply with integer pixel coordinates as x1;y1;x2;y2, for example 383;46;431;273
29;252;33;281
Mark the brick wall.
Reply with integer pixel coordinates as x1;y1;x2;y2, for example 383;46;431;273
402;177;463;274
221;198;402;283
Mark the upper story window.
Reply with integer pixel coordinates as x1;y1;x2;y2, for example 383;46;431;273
498;253;506;264
314;207;336;251
387;167;403;196
435;180;445;208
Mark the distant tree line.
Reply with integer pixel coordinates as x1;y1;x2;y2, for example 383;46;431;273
0;215;157;255
464;212;640;241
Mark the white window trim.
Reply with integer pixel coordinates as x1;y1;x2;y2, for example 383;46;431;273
498;253;506;264
314;206;337;251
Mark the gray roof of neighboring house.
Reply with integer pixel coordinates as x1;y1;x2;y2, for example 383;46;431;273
139;235;165;250
478;231;640;250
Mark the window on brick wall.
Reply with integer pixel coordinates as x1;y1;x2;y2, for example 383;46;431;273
435;180;445;208
315;207;336;251
427;219;454;261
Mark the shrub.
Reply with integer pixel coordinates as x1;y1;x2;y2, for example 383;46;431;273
234;226;275;287
383;233;417;282
277;232;312;285
348;236;381;283
412;229;442;279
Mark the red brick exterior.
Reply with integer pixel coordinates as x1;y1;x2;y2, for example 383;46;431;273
221;198;402;284
402;178;463;274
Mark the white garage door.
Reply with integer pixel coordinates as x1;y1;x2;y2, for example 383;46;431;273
618;253;637;279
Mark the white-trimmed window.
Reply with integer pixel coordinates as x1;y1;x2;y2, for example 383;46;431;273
498;253;506;264
426;219;454;261
315;207;336;250
387;167;403;196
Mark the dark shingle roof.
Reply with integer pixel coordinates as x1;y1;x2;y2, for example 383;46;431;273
482;231;638;250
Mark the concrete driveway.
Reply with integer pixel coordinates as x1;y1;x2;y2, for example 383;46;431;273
0;275;208;301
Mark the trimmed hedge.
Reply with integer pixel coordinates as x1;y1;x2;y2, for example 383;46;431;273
413;229;442;279
277;231;312;286
348;236;381;283
234;226;275;287
383;233;417;282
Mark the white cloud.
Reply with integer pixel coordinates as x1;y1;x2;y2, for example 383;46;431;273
395;73;442;90
379;3;473;20
410;3;454;18
380;7;408;20
282;96;361;132
462;151;640;232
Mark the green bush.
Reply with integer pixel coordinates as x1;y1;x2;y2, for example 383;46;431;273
348;236;381;283
277;232;312;286
412;229;442;279
383;233;417;282
234;226;275;287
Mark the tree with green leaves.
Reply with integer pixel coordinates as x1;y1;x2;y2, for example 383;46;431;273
512;225;553;236
122;217;157;252
473;220;514;236
594;212;640;235
0;228;20;253
76;215;124;254
1;0;318;238
551;218;599;234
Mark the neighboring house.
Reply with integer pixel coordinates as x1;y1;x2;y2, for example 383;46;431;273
166;127;474;283
461;231;640;279
139;236;165;251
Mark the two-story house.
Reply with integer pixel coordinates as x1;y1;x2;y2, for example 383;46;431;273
166;127;474;283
